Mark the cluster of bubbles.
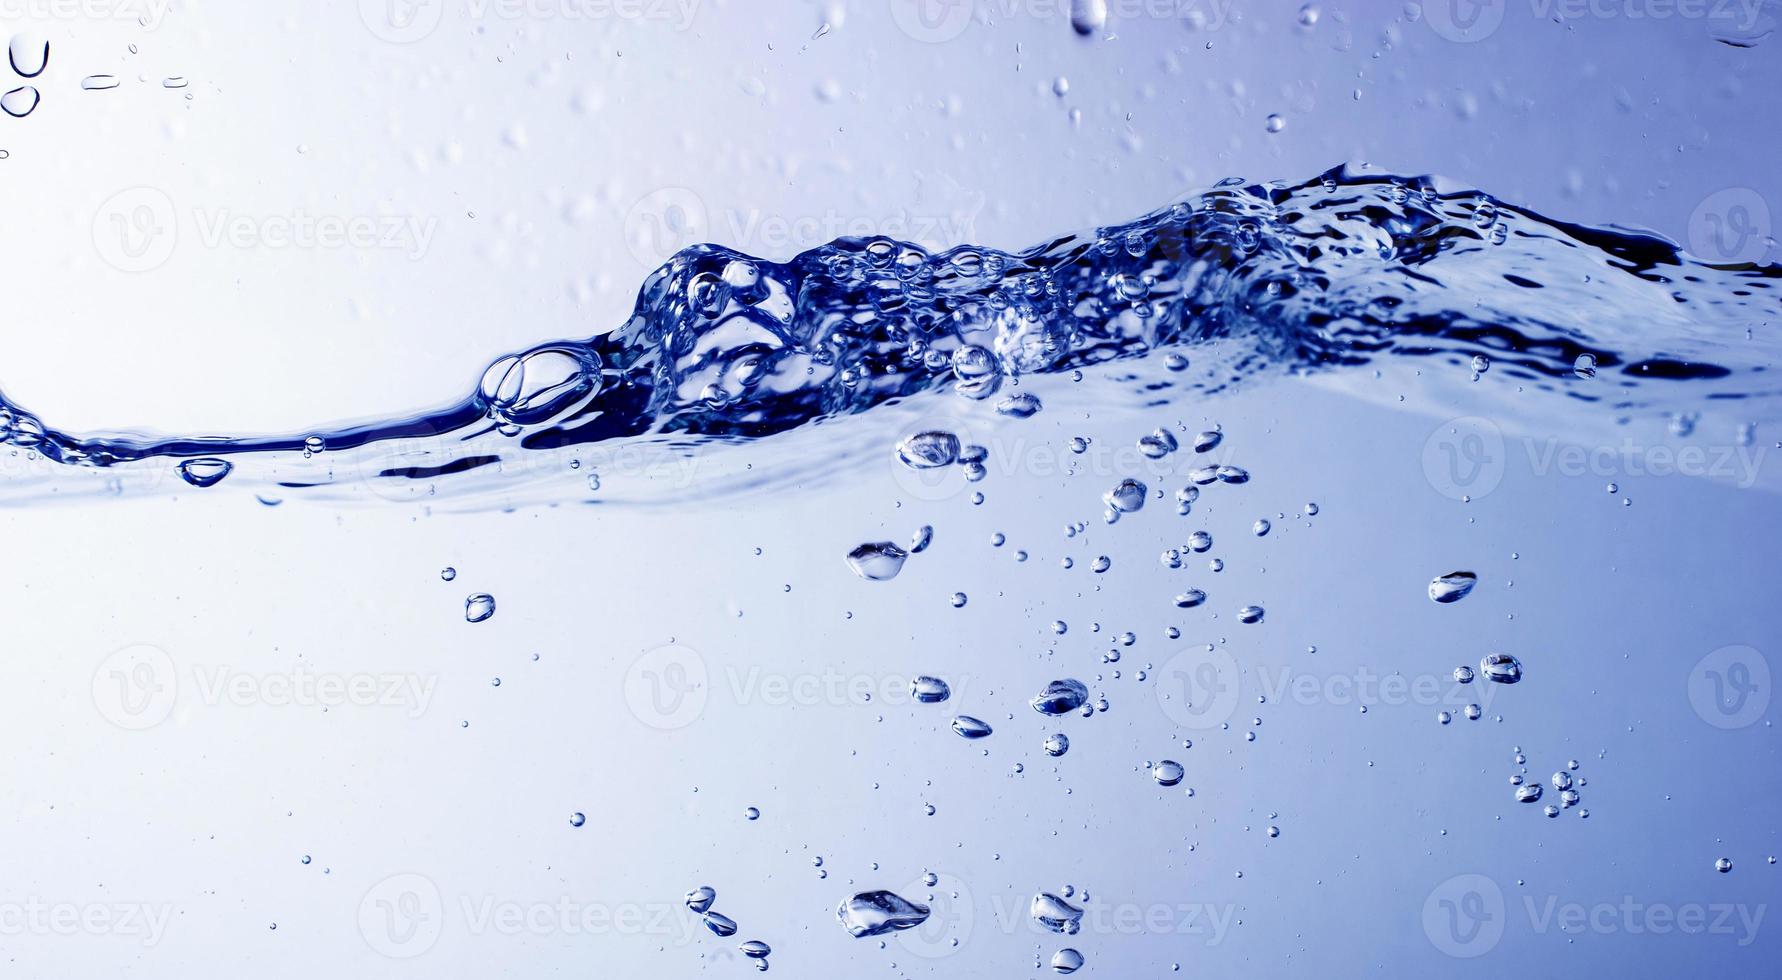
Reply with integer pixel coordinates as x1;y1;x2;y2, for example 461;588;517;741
683;886;772;970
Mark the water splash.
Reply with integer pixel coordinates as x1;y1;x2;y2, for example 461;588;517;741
1;166;1777;507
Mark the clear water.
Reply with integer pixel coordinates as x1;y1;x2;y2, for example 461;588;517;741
6;5;1780;978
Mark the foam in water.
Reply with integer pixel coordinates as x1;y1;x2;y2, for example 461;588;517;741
1;166;1775;507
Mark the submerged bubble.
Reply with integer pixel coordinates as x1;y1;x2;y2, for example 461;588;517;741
1237;605;1265;624
1151;760;1185;786
1138;428;1178;458
1031;892;1086;934
1428;571;1478;603
1174;590;1207;609
896;430;961;469
1104;478;1147;513
703;912;739;937
951;715;993;739
685;886;717;914
1716;857;1733;874
178;458;233;488
1574;353;1598;379
1192;430;1223;453
997;392;1044;418
1051;948;1086;974
1453;665;1475;684
464;593;497;623
1479;652;1523;684
912;676;951;703
7;33;47;78
1068;0;1107;35
1516;784;1544;803
837;890;931;938
846;542;908;581
1043;732;1070;757
1031;679;1090;715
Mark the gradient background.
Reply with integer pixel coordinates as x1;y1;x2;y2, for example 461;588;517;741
0;1;1778;977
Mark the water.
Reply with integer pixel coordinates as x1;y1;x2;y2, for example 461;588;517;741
10;9;1782;978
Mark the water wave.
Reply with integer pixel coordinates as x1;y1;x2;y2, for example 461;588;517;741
3;165;1776;505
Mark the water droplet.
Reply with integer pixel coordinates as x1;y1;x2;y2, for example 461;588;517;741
178;458;233;488
1174;590;1207;609
1453;665;1475;684
1573;353;1598;379
837;890;931;938
846;542;908;581
1069;0;1107;35
1516;783;1544;803
1265;113;1286;134
912;676;951;703
703;912;739;937
8;33;47;77
952;715;993;739
739;939;772;958
1216;465;1250;485
465;593;497;623
1031;679;1089;715
81;74;119;91
997;392;1043;418
1429;571;1478;603
1051;948;1086;974
896;430;961;469
950;591;968;607
909;525;934;554
685;887;716;914
1192;430;1222;453
744;806;760;821
1043;733;1070;757
1151;760;1185;786
1138;428;1177;458
569;811;585;827
1479;652;1523;684
440;567;457;582
1104;478;1147;513
1297;3;1320;26
1031;892;1085;933
1253;518;1271;537
1237;605;1265;624
1716;857;1733;874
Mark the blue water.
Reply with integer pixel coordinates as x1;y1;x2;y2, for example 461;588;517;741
8;168;1779;976
5;167;1777;509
